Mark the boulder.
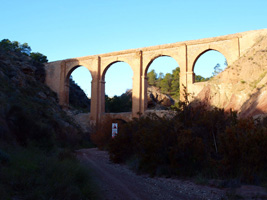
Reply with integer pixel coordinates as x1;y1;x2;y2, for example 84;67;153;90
147;86;174;109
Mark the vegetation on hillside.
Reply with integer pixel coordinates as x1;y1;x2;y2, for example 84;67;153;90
147;67;209;101
69;76;91;112
0;39;48;63
105;92;132;113
0;39;97;199
147;67;180;100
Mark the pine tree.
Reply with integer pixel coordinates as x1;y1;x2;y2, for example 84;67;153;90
171;67;180;98
147;69;157;86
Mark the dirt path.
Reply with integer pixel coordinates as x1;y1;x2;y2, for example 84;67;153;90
76;148;227;200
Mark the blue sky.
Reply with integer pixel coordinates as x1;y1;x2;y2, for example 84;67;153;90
1;0;266;97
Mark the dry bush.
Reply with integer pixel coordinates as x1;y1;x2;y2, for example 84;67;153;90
109;113;207;176
218;118;267;183
108;103;267;182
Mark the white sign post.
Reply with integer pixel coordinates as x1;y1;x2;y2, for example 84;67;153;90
112;123;118;138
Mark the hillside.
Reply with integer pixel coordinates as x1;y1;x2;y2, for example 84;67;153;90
192;35;267;118
0;40;97;199
0;43;87;145
69;76;91;112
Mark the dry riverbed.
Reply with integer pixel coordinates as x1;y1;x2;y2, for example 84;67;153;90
76;148;267;200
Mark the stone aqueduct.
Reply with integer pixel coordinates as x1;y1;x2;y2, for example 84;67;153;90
45;29;267;123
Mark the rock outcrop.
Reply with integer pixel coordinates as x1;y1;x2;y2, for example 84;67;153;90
147;86;175;109
125;86;175;110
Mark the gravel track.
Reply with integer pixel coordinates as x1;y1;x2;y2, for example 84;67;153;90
76;148;226;200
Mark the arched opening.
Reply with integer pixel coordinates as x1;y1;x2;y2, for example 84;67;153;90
103;61;133;113
145;56;180;110
193;50;228;83
67;66;92;113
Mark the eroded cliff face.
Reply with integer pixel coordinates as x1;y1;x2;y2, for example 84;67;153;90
192;35;267;118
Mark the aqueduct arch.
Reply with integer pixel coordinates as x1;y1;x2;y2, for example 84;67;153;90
143;55;180;109
64;65;93;109
100;60;134;113
45;29;267;123
191;49;228;83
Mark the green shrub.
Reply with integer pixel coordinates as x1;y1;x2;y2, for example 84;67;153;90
105;93;132;113
0;147;98;200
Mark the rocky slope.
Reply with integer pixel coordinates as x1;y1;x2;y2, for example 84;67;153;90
0;44;87;147
192;35;267;118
